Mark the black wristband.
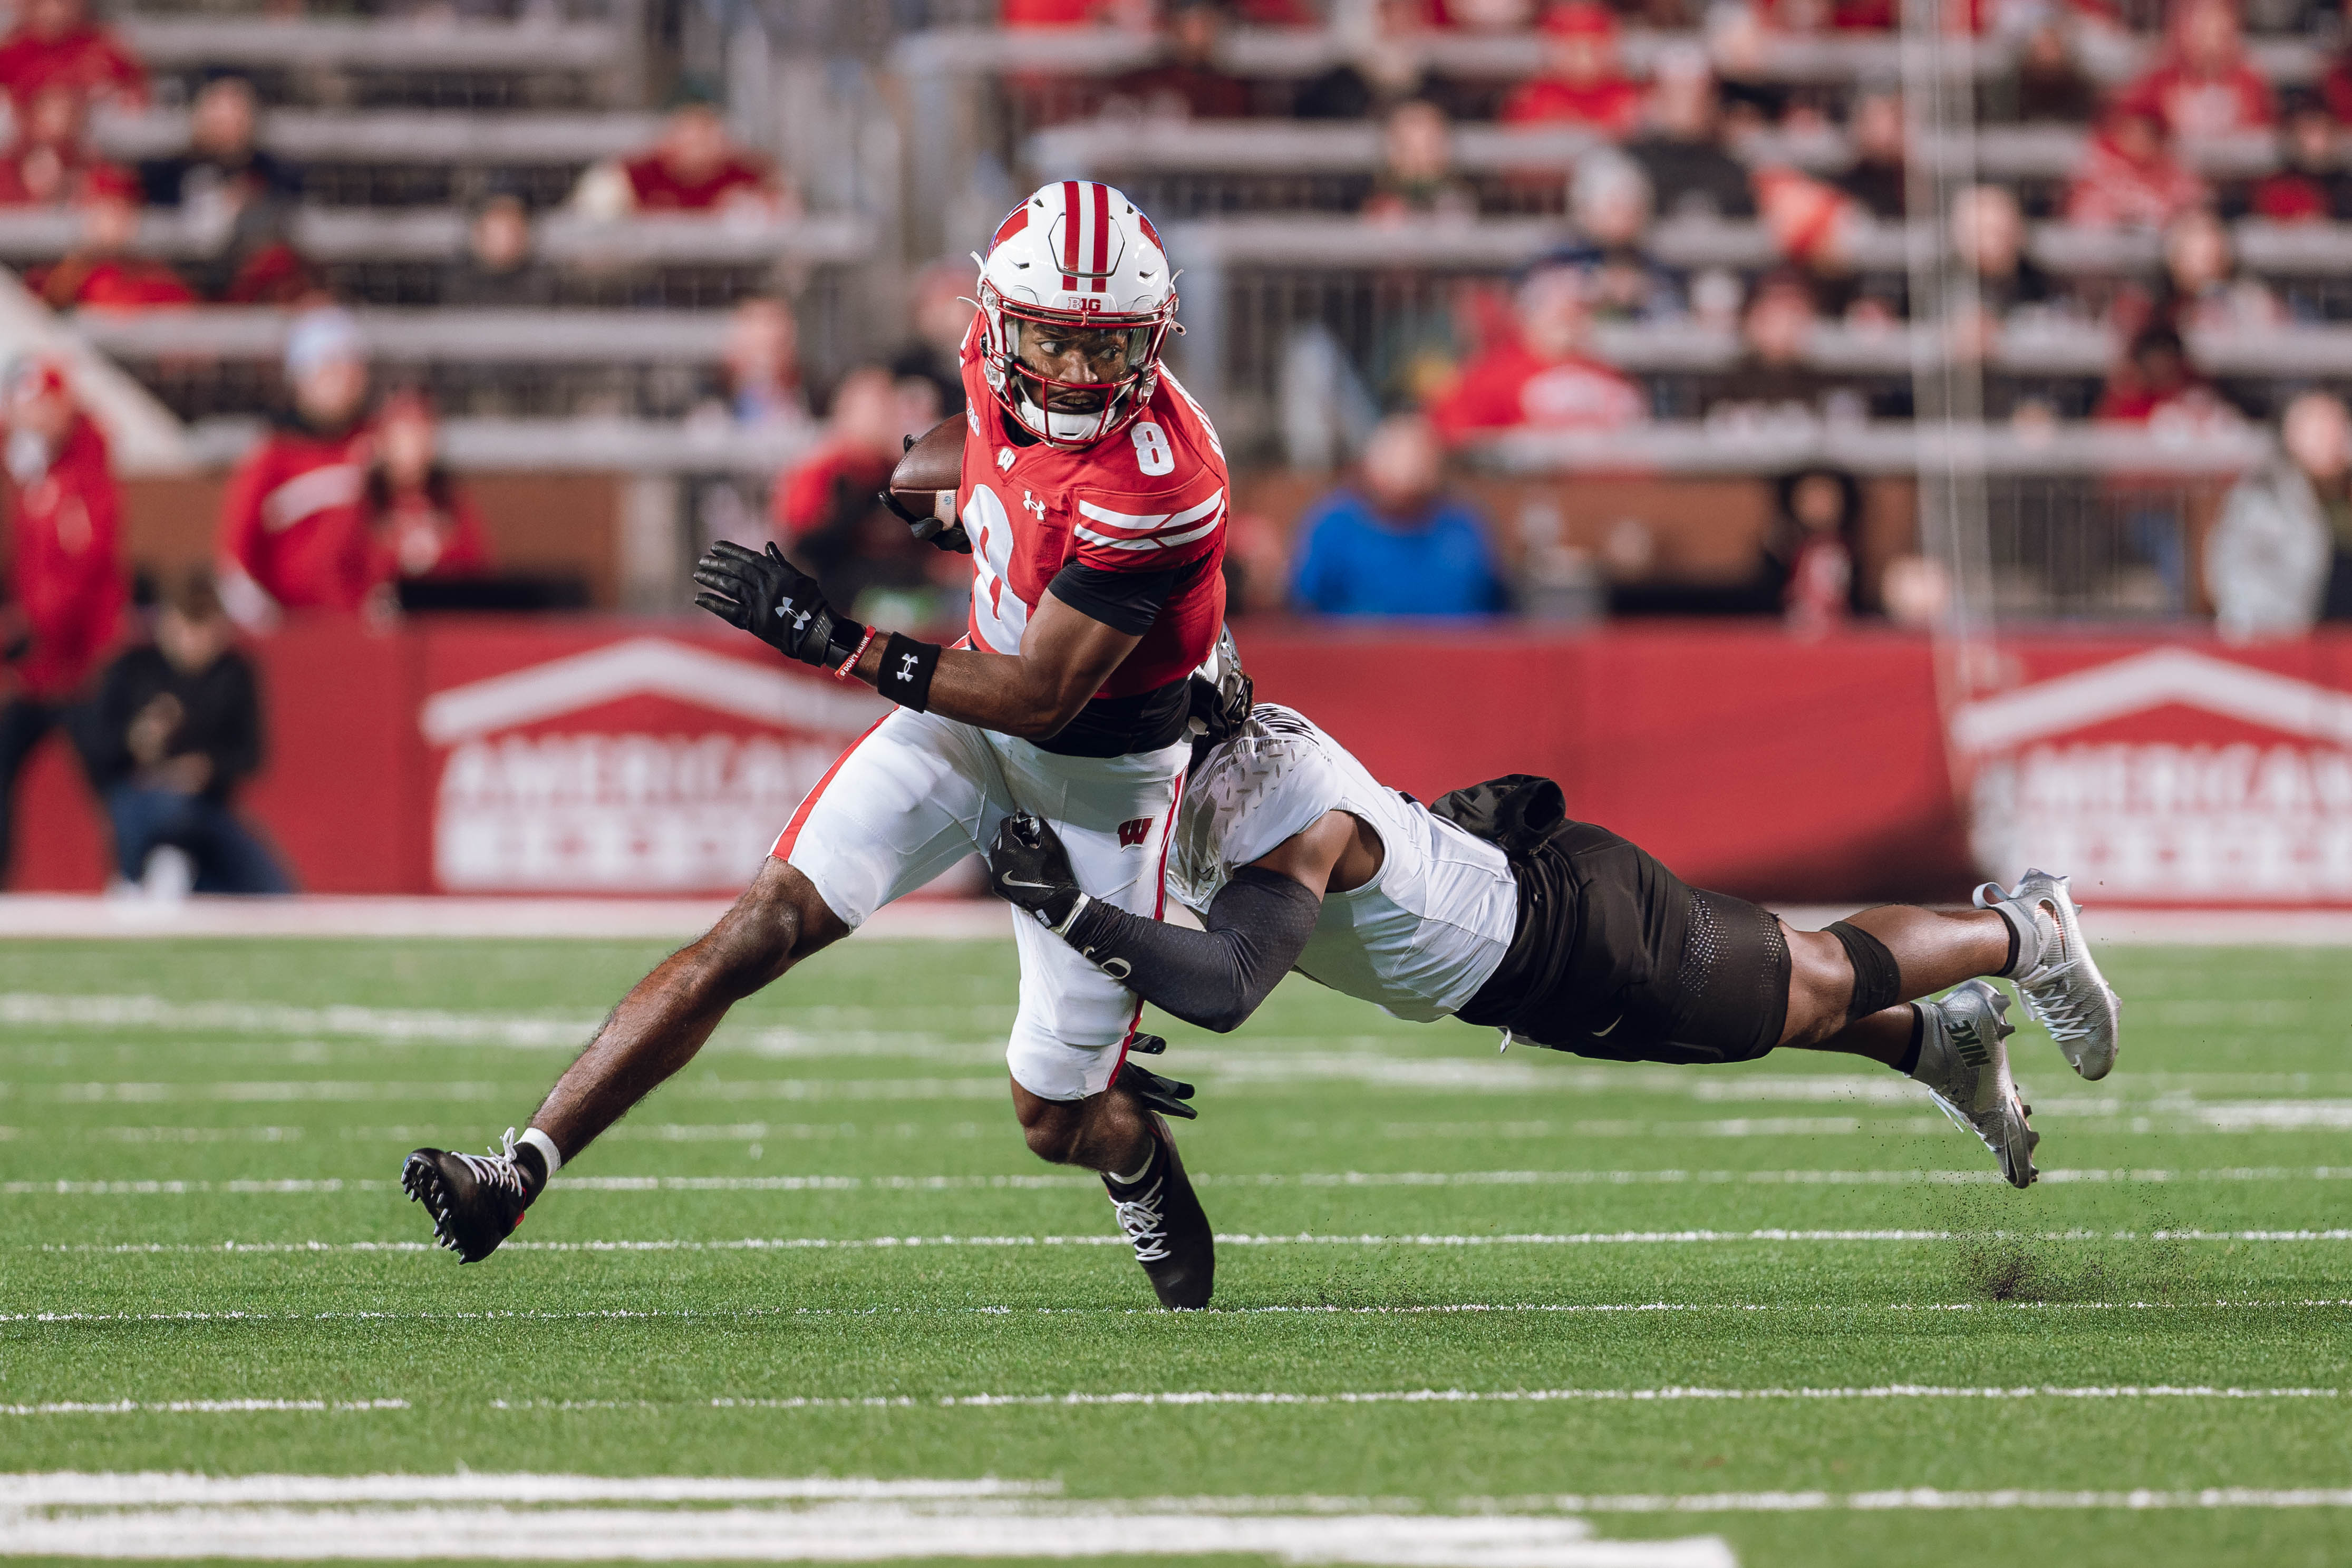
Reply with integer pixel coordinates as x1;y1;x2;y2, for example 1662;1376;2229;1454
876;632;941;712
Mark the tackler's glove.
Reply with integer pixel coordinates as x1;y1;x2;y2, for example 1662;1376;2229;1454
691;540;863;670
878;483;972;555
987;811;1086;933
1115;1051;1198;1122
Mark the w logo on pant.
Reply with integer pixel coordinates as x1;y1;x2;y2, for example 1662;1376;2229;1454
1117;817;1153;848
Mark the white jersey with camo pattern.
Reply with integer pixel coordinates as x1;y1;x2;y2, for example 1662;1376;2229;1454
1166;703;1519;1022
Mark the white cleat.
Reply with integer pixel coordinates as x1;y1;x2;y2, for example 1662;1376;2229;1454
1973;868;2123;1081
1914;979;2038;1189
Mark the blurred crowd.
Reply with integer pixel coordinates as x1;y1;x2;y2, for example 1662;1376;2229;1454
979;0;2352;624
0;0;792;316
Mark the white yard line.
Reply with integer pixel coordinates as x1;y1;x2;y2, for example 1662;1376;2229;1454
0;1400;407;1415
482;1385;2345;1412
1534;1486;2352;1513
11;1165;2352;1197
7;891;2351;944
0;1475;1048;1504
5;1388;2330;1424
6;1079;1011;1105
36;1228;2352;1256
0;1502;1720;1566
0;896;1011;942
9;1301;2349;1326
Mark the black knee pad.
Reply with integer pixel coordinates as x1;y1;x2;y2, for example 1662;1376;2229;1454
1826;919;1900;1024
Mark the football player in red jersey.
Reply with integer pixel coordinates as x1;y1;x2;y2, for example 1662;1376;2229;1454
403;182;1232;1308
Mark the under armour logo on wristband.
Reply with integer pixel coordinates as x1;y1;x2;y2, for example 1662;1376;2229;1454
896;652;920;682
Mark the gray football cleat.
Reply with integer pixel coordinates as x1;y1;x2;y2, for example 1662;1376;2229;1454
1915;980;2038;1189
1973;868;2122;1081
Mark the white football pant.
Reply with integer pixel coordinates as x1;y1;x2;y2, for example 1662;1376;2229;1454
776;705;1186;1101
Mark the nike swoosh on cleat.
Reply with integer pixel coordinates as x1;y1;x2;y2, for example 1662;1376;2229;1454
1591;1013;1623;1038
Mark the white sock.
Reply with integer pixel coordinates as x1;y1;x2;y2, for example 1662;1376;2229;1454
1986;899;2044;977
517;1126;564;1179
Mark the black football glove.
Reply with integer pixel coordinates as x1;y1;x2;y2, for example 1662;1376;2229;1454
987;811;1085;932
878;484;972;555
1115;1051;1198;1121
691;539;858;669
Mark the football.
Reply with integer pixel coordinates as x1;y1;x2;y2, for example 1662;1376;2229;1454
889;415;965;524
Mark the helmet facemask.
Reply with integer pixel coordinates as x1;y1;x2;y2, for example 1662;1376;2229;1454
984;288;1173;448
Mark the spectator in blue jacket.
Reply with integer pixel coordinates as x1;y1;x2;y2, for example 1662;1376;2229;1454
1291;413;1507;617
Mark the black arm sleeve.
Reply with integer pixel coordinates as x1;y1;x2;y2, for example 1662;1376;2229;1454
1059;866;1322;1034
1046;562;1180;636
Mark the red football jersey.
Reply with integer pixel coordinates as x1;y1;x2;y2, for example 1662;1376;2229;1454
217;422;378;615
955;324;1228;699
6;413;122;699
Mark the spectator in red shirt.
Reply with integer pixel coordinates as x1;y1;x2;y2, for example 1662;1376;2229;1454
2249;98;2352;222
363;391;492;589
2118;0;2274;140
2064;104;2209;229
2095;324;2221;424
1000;0;1142;22
1106;0;1251;120
216;308;381;631
25;170;198;310
1499;2;1643;139
0;0;143;120
0;82;129;207
775;366;953;626
574;85;789;217
0;356;122;882
1427;260;1647;442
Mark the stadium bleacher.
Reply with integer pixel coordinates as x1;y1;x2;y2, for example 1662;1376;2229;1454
2;0;2349;622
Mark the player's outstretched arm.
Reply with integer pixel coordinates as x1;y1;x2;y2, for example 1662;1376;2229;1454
989;810;1353;1034
692;540;1138;742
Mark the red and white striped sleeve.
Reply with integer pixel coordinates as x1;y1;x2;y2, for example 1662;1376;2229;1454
1068;476;1227;575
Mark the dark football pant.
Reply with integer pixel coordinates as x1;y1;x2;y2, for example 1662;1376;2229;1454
1445;783;1791;1067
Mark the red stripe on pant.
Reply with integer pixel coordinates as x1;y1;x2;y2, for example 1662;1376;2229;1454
1110;766;1187;1085
770;714;889;861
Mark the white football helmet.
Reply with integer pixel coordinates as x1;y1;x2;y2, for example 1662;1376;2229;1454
975;180;1177;448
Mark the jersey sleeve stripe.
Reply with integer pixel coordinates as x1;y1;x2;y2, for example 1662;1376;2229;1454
1075;512;1222;552
1075;489;1225;535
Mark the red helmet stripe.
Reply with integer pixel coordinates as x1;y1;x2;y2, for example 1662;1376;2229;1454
1061;179;1081;274
991;202;1028;251
1090;181;1110;290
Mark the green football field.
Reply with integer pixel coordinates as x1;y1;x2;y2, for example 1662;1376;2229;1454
2;933;2348;1568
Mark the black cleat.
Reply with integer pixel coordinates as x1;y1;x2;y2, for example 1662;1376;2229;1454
401;1130;533;1263
1103;1112;1214;1310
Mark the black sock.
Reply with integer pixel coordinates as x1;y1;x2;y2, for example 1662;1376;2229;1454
1105;1137;1160;1192
513;1141;549;1202
2000;921;2021;978
1891;1004;1925;1077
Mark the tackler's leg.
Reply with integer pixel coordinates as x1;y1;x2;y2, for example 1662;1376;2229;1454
1775;902;2052;1189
